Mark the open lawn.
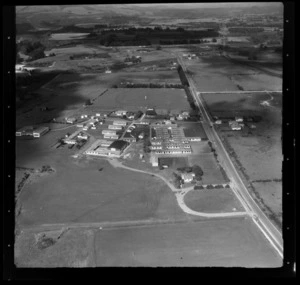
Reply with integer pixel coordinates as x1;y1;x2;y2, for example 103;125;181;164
188;153;227;184
93;217;281;267
177;122;208;139
91;88;190;111
184;188;244;213
16;147;190;226
158;157;189;169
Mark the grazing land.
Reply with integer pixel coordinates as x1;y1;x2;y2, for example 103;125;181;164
93;217;281;267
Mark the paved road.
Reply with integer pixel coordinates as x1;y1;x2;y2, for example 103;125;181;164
176;54;283;258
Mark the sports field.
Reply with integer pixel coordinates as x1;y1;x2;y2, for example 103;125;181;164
92;88;190;111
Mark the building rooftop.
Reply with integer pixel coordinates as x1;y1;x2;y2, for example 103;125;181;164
108;140;129;150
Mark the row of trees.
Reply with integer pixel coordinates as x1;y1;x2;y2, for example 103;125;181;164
115;82;184;89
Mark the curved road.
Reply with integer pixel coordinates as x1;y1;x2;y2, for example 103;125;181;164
175;53;283;258
108;158;247;219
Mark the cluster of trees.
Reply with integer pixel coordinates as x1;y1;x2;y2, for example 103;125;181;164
40;165;54;173
228;27;264;34
177;164;204;181
117;82;183;89
17;40;46;61
177;65;189;86
160;39;211;45
173;173;182;189
100;36;151;47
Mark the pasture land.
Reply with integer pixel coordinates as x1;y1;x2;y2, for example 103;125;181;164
185;55;281;92
91;88;190;112
93;217;282;267
188;153;227;184
184;188;245;213
252;182;282;226
201;92;279;118
203;91;282;227
15;216;281;267
15;228;94;267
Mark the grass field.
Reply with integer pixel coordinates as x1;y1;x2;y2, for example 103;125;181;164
184;188;245;213
188;153;227;184
16;153;190;226
158;157;189;169
201;92;277;118
91;88;190;111
15;228;94;267
177;122;208;139
15;216;281;267
93;217;281;267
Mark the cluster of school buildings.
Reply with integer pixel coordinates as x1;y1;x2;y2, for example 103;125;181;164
16;126;50;138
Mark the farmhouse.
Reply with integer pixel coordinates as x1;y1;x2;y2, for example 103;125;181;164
181;173;195;183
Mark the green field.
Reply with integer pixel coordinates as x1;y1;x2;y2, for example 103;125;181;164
91;88;190;111
16;148;190;226
177;122;208;139
184;188;244;213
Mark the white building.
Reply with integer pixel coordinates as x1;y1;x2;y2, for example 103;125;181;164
33;126;50;138
102;129;117;135
235;116;244;122
108;125;123;130
113;120;127;126
181;173;195;183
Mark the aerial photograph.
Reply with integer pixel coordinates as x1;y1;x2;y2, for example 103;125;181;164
14;3;283;267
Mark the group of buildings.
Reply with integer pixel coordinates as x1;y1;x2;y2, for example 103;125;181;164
150;123;192;155
215;116;246;131
16;126;50;138
85;139;130;158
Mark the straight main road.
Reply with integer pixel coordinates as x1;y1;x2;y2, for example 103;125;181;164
176;54;283;258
